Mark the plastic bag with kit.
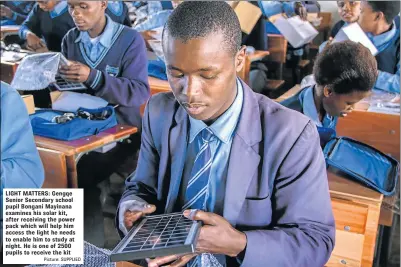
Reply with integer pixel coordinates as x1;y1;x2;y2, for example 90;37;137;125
10;52;67;91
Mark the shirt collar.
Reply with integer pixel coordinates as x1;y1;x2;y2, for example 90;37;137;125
301;85;323;127
189;79;244;144
367;21;397;49
49;1;67;18
301;85;337;128
75;15;116;48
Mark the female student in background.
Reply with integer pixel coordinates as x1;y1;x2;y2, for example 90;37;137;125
281;41;378;130
330;0;361;38
19;0;131;52
358;1;400;94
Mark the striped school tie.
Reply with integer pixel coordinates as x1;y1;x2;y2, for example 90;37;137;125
182;128;214;211
183;128;223;267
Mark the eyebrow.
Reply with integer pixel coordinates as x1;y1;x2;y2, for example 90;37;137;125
167;65;218;72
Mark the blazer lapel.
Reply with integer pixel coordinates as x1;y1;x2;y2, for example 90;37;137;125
223;80;262;226
164;104;189;213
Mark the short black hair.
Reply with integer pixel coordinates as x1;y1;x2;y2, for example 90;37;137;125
314;41;378;94
162;1;242;56
366;1;400;25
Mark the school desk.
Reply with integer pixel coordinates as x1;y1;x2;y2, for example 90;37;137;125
0;25;20;40
0;59;18;84
279;84;400;226
34;125;138;188
327;167;383;267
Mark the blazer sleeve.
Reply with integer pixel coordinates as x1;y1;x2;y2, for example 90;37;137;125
241;121;335;267
19;4;41;39
84;31;150;108
115;97;164;236
1;84;45;189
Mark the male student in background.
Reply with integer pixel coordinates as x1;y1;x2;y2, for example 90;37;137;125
330;0;361;38
59;0;149;247
1;1;35;26
0;81;45;253
258;1;309;84
19;0;131;52
117;2;335;267
281;41;378;131
358;0;400;94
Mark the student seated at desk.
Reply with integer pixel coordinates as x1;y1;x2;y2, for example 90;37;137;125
358;1;400;94
0;81;45;246
19;0;132;52
258;1;309;83
117;2;335;267
330;0;361;38
60;0;149;129
281;41;378;130
1;1;35;26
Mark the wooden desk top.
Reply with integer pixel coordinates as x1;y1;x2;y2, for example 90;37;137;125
34;125;138;157
0;25;20;40
148;76;170;93
247;50;270;62
328;167;383;204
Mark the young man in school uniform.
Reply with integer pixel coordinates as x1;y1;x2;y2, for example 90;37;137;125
60;0;149;129
358;1;400;94
116;2;335;267
330;0;361;38
19;0;131;52
58;0;149;247
281;41;378;131
1;1;35;25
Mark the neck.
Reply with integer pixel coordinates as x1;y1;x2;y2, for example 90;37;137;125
88;15;107;38
372;22;392;36
313;85;325;122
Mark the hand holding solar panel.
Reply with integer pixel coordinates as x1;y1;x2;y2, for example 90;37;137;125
59;60;91;84
144;210;247;267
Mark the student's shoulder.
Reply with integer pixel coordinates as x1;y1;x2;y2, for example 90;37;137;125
119;26;146;46
62;27;80;42
145;92;177;118
1;82;25;111
254;91;311;133
147;92;176;110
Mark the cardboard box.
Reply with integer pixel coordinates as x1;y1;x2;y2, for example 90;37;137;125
229;1;262;34
272;15;319;48
22;95;35;115
333;22;378;56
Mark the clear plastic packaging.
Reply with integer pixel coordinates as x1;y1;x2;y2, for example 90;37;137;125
10;52;65;91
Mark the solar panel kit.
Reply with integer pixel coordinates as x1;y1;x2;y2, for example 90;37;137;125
52;53;88;91
110;212;202;262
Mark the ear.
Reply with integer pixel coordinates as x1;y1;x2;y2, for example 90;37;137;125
101;0;108;10
235;45;247;73
323;86;333;97
375;11;384;22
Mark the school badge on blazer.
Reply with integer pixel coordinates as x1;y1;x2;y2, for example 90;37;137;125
105;65;120;77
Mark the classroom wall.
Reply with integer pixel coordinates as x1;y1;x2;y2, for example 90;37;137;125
318;1;341;27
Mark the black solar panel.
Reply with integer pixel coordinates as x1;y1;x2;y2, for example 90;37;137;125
110;213;201;262
52;75;87;91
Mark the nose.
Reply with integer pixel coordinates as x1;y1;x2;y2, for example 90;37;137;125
181;76;201;102
70;7;81;18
